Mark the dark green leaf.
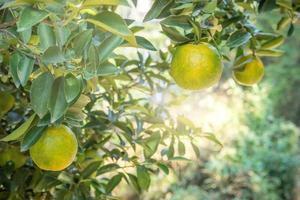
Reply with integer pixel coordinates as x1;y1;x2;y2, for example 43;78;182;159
64;73;81;103
17;55;34;86
136;36;156;51
106;173;123;193
137;165;150;191
127;173;141;193
97;164;120;175
227;30;251;48
21;126;46;152
48;77;68;123
30;72;54;118
157;162;169;175
38;23;56;51
98;35;123;63
42;46;65;64
73;29;93;56
9;53;21;87
81;161;101;179
17;7;49;32
143;0;172;22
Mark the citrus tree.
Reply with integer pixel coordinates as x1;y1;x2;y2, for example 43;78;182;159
0;0;299;199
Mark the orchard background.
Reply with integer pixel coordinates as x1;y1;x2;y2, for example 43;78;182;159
0;0;300;199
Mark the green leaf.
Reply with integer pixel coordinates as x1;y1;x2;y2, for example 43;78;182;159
17;7;49;32
167;136;175;159
9;53;21;87
178;140;185;156
64;73;82;103
256;49;284;57
30;72;54;118
227;30;251;48
0;114;36;142
98;35;123;63
157;162;169;175
136;36;156;51
86;11;137;46
73;29;93;56
85;45;99;77
55;26;71;48
38;23;56;51
143;0;172;22
82;0;129;7
19;27;32;43
42;46;65;64
127;173;141;193
203;0;217;13
81;161;101;179
261;35;284;49
58;171;74;184
48;77;68;123
136;165;150;191
161;25;190;43
17;55;34;86
106;173;123;193
97;62;120;76
200;132;223;148
21;125;46;152
97;163;120;175
191;141;200;158
143;132;161;158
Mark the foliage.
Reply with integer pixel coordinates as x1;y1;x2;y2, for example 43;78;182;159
0;0;299;199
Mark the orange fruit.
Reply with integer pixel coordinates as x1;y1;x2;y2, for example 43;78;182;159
0;146;26;168
170;43;223;90
0;91;15;116
30;125;78;171
233;56;264;86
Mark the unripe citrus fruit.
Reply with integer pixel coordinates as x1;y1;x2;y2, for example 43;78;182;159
170;43;223;90
233;56;264;86
0;146;26;168
0;91;15;116
30;125;78;171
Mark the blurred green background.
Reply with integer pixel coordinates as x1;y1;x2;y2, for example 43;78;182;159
115;4;300;200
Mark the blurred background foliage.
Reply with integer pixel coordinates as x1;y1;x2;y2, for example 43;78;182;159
116;9;300;200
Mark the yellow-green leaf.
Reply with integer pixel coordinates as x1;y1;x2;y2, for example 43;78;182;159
0;114;36;142
86;11;137;46
82;0;129;7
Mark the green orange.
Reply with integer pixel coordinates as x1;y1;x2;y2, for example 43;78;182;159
0;146;26;168
233;56;264;86
30;125;78;171
170;43;223;90
0;91;15;116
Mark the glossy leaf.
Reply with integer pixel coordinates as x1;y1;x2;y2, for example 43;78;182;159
0;114;36;142
227;30;252;48
17;7;49;32
106;173;123;193
48;77;68;123
98;35;123;63
73;29;93;56
136;165;150;191
64;73;82;103
21;125;47;152
30;72;54;118
82;0;129;7
17;55;34;86
38;23;56;51
42;46;65;64
86;11;137;46
143;0;171;22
